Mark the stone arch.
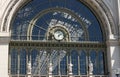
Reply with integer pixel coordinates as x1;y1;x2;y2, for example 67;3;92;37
80;0;117;40
0;0;116;40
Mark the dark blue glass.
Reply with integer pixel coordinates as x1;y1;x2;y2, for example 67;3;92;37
20;49;26;74
71;50;79;75
98;51;104;74
60;55;67;75
80;51;87;75
31;49;39;74
90;51;97;74
11;49;18;74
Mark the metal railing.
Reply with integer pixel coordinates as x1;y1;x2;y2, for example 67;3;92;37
10;75;108;77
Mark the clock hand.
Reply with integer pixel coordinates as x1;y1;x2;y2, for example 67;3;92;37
58;33;62;37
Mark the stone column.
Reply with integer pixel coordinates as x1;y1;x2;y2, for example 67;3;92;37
118;0;120;26
48;62;53;77
0;32;10;77
68;63;73;77
107;40;120;77
27;61;32;77
88;58;93;77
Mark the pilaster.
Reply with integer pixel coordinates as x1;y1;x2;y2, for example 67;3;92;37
0;32;10;77
106;39;120;77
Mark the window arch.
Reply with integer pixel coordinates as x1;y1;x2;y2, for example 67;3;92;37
11;0;105;42
9;0;107;77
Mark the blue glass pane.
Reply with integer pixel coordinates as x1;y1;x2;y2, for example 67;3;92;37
98;51;105;74
90;51;97;74
71;50;79;75
31;49;39;74
20;49;26;74
11;49;18;74
60;55;67;75
80;51;87;75
51;50;59;75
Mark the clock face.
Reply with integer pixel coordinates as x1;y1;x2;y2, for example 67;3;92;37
54;30;64;40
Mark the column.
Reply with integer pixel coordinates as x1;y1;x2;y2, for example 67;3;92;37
27;51;32;77
68;63;73;77
48;62;53;77
118;0;120;26
27;60;32;77
117;0;120;69
107;40;120;77
88;57;93;77
0;32;10;77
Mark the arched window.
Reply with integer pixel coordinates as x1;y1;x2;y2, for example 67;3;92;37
9;0;107;77
11;0;104;42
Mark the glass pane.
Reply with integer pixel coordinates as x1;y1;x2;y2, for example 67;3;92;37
11;49;18;74
80;51;87;75
60;54;67;75
20;49;26;74
31;49;39;74
71;50;79;75
98;51;105;75
90;51;97;74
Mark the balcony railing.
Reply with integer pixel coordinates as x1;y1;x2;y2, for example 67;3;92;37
9;75;108;77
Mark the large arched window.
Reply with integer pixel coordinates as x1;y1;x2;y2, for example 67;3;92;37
9;0;107;77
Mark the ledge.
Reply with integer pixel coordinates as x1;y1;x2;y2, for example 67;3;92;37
106;40;119;46
0;32;10;43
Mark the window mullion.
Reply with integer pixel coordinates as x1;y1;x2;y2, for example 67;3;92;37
17;49;20;77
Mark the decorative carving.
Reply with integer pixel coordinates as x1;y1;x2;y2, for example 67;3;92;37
89;60;93;74
27;61;32;75
48;62;53;77
68;63;73;77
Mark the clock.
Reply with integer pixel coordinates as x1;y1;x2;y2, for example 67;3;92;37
54;30;64;40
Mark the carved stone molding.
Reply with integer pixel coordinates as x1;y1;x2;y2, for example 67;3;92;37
0;32;10;43
0;0;29;32
80;0;117;40
106;40;119;46
96;0;118;36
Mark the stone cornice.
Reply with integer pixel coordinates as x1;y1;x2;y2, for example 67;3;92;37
106;39;119;46
0;32;10;43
